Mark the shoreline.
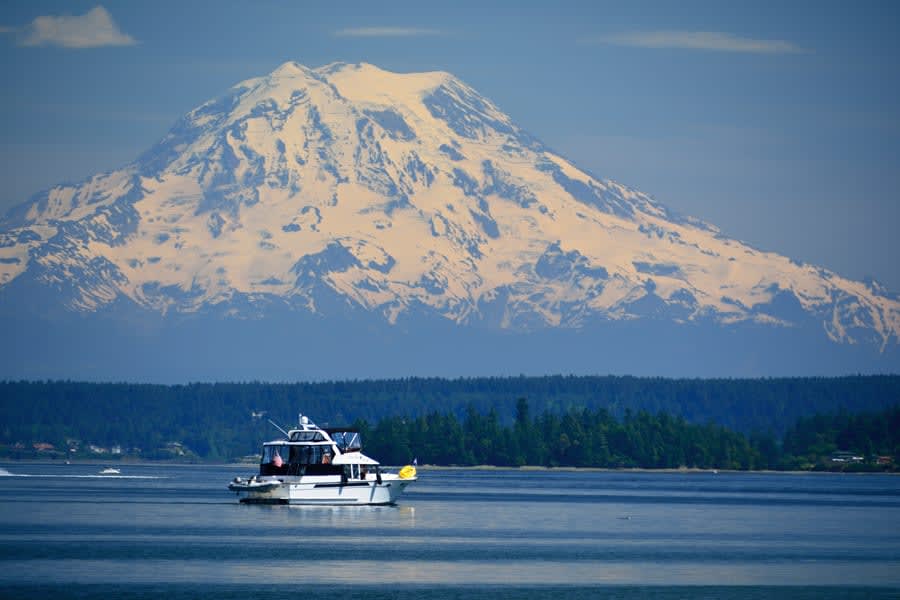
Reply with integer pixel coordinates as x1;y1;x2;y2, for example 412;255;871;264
1;458;895;475
413;464;899;475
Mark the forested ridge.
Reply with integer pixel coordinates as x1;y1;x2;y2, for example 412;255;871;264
362;401;900;471
1;376;898;469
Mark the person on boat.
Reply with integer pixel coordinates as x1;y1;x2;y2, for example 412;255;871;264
322;451;331;464
272;449;283;468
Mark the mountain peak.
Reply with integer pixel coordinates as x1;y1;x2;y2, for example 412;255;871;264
313;61;454;107
234;61;459;121
314;61;379;75
0;60;898;366
270;60;308;76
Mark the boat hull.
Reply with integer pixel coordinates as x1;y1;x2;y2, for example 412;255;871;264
230;475;415;505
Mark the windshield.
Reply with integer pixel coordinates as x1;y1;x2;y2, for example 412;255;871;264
289;431;325;442
329;431;362;452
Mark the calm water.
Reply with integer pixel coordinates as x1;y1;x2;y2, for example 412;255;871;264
0;462;898;599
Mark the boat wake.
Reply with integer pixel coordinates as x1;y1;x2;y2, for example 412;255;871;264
59;475;164;479
0;468;162;479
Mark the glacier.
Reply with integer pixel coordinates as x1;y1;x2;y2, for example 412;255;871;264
0;61;897;380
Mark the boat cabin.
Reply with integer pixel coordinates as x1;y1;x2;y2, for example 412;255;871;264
258;416;380;482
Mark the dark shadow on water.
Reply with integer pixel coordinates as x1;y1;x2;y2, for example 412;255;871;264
1;584;897;600
405;490;900;508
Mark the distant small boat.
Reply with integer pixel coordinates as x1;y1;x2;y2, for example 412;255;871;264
98;467;121;475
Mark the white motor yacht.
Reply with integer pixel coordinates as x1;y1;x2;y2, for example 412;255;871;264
228;413;416;505
98;467;121;475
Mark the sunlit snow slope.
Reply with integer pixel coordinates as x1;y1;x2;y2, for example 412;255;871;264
1;61;898;354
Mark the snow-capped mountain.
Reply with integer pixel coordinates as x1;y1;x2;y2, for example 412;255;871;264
1;61;898;379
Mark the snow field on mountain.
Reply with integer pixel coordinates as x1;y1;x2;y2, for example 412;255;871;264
1;61;897;350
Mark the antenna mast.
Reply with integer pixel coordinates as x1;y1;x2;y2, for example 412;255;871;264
267;419;290;439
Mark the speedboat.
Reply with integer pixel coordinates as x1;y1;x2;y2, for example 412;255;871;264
228;413;417;505
98;467;121;475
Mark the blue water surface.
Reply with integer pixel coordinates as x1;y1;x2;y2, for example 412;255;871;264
0;463;898;598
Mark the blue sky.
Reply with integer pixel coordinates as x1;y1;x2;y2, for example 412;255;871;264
2;1;898;290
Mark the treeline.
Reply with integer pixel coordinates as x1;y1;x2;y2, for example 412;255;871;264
1;376;898;464
359;401;900;471
782;408;900;469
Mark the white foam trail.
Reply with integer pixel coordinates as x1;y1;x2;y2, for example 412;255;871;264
59;475;164;479
0;468;163;479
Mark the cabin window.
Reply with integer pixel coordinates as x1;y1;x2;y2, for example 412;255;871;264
262;443;336;472
286;444;333;465
260;444;291;475
262;444;289;466
290;431;325;442
341;464;368;480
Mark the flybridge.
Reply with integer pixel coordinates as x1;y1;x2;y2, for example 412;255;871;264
261;413;351;475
